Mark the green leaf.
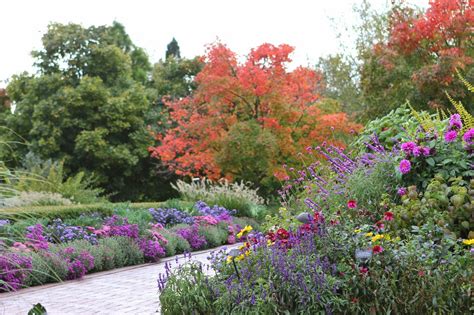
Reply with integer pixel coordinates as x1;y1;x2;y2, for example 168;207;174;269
426;157;435;167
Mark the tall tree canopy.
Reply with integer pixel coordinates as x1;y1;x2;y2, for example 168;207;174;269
150;43;361;191
165;38;181;60
360;0;474;118
4;22;162;200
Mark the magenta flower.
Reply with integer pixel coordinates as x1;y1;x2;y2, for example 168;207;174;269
444;130;458;143
347;200;357;209
412;146;422;157
449;114;462;130
401;142;416;154
421;147;430;156
399;159;411;174
372;245;384;254
463;128;474;144
383;211;394;221
397;187;407;196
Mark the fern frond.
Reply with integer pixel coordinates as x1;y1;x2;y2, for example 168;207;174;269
445;91;473;133
408;102;435;132
456;69;474;93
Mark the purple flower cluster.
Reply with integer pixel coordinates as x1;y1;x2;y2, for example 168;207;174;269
25;224;49;250
149;208;195;226
0;219;9;228
61;248;95;280
463;128;474;152
101;215;139;239
176;225;207;250
443;114;462;143
138;239;165;262
401;141;430;157
45;219;98;245
0;253;32;292
449;114;462;130
195;201;235;221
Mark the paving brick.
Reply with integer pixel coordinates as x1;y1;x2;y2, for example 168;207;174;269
0;244;238;315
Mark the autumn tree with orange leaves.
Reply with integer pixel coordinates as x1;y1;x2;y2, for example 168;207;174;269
150;43;361;191
360;0;473;119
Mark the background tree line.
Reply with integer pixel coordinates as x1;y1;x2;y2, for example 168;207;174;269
1;0;471;201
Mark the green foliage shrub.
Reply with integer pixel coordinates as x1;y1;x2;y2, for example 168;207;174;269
344;156;400;215
159;262;214;315
94;237;144;269
198;224;228;248
351;105;418;152
159;199;196;215
389;177;473;238
11;158;105;204
113;207;153;234
0;202;164;222
159;230;191;256
24;251;68;286
0;204;114;222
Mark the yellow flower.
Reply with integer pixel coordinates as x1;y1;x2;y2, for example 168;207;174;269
226;256;233;264
371;234;384;242
384;235;391;241
237;225;253;238
462;239;474;246
267;240;274;247
354;229;362;234
245;250;250;256
365;232;374;237
235;254;245;261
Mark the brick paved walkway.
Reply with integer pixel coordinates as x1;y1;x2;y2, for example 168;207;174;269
0;244;235;315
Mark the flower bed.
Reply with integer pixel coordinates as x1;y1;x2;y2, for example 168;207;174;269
0;201;258;292
158;115;473;314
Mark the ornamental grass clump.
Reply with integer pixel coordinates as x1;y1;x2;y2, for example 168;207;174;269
172;178;265;217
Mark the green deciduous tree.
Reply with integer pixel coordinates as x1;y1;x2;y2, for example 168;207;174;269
3;22;169;201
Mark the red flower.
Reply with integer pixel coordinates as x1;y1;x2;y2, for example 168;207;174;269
372;245;384;254
347;200;357;209
266;232;276;242
359;266;369;274
276;228;290;240
383;211;394;221
375;221;385;230
313;211;322;222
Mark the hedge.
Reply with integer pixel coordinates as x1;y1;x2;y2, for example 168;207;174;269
0;202;164;222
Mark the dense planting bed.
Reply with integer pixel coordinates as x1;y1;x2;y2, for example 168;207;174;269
158;113;474;314
0;201;259;292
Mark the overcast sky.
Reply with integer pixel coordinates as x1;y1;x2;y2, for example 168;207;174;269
0;0;427;88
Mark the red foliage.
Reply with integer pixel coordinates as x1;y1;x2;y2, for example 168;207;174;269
386;0;473;93
150;43;361;180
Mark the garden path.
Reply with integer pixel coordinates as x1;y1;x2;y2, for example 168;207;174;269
0;244;236;315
